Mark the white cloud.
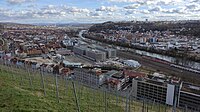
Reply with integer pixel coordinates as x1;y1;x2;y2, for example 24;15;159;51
68;7;90;14
96;6;118;12
89;12;102;17
1;0;200;23
108;0;183;5
125;9;137;15
124;4;140;9
7;0;35;5
186;3;200;11
0;5;92;23
108;0;142;2
139;10;150;14
163;8;186;14
148;6;162;12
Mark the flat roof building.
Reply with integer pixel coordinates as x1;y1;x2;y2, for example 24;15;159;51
73;45;86;56
178;82;200;111
74;68;107;87
85;48;106;62
95;46;116;58
73;45;107;62
132;73;181;106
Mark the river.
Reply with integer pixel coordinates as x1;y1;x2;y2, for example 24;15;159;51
79;30;200;71
134;49;200;70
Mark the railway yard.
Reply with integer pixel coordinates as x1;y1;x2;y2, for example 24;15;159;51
117;50;200;84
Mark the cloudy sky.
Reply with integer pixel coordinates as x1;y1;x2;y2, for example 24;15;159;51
0;0;200;23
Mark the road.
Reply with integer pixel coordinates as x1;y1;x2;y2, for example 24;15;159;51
117;50;200;83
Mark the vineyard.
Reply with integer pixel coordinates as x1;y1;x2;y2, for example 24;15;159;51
0;63;180;112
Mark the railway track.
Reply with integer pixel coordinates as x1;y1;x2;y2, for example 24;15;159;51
117;50;200;84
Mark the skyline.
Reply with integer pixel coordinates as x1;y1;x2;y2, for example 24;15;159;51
0;0;200;23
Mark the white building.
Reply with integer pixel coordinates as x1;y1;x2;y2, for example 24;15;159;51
123;60;141;68
73;68;106;87
132;73;181;105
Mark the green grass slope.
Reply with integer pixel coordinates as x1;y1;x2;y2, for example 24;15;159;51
0;65;123;112
0;64;181;112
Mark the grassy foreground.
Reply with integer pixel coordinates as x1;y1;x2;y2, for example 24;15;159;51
0;65;124;112
0;64;180;112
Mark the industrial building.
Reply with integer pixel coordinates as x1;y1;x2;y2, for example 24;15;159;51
178;82;200;111
73;45;107;62
85;49;106;62
131;72;200;111
95;46;116;58
132;73;181;106
73;45;86;56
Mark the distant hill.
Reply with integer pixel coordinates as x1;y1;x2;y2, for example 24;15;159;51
89;20;200;37
0;22;35;27
32;23;94;28
0;22;93;29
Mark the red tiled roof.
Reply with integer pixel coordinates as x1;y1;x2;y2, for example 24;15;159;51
108;78;120;85
61;68;70;73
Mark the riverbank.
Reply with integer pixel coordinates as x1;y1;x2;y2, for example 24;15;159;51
117;51;200;85
83;33;200;63
79;31;200;84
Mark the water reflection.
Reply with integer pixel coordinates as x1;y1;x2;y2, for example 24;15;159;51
135;50;200;70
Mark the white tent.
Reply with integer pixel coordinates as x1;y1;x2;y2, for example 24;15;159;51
123;60;141;68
